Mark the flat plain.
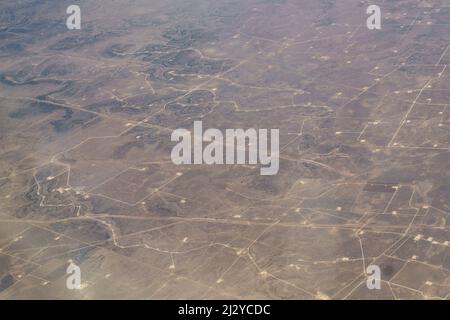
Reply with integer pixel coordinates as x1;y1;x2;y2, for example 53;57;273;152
0;0;449;299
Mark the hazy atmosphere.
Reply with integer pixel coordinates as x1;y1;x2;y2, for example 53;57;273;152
0;0;449;300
